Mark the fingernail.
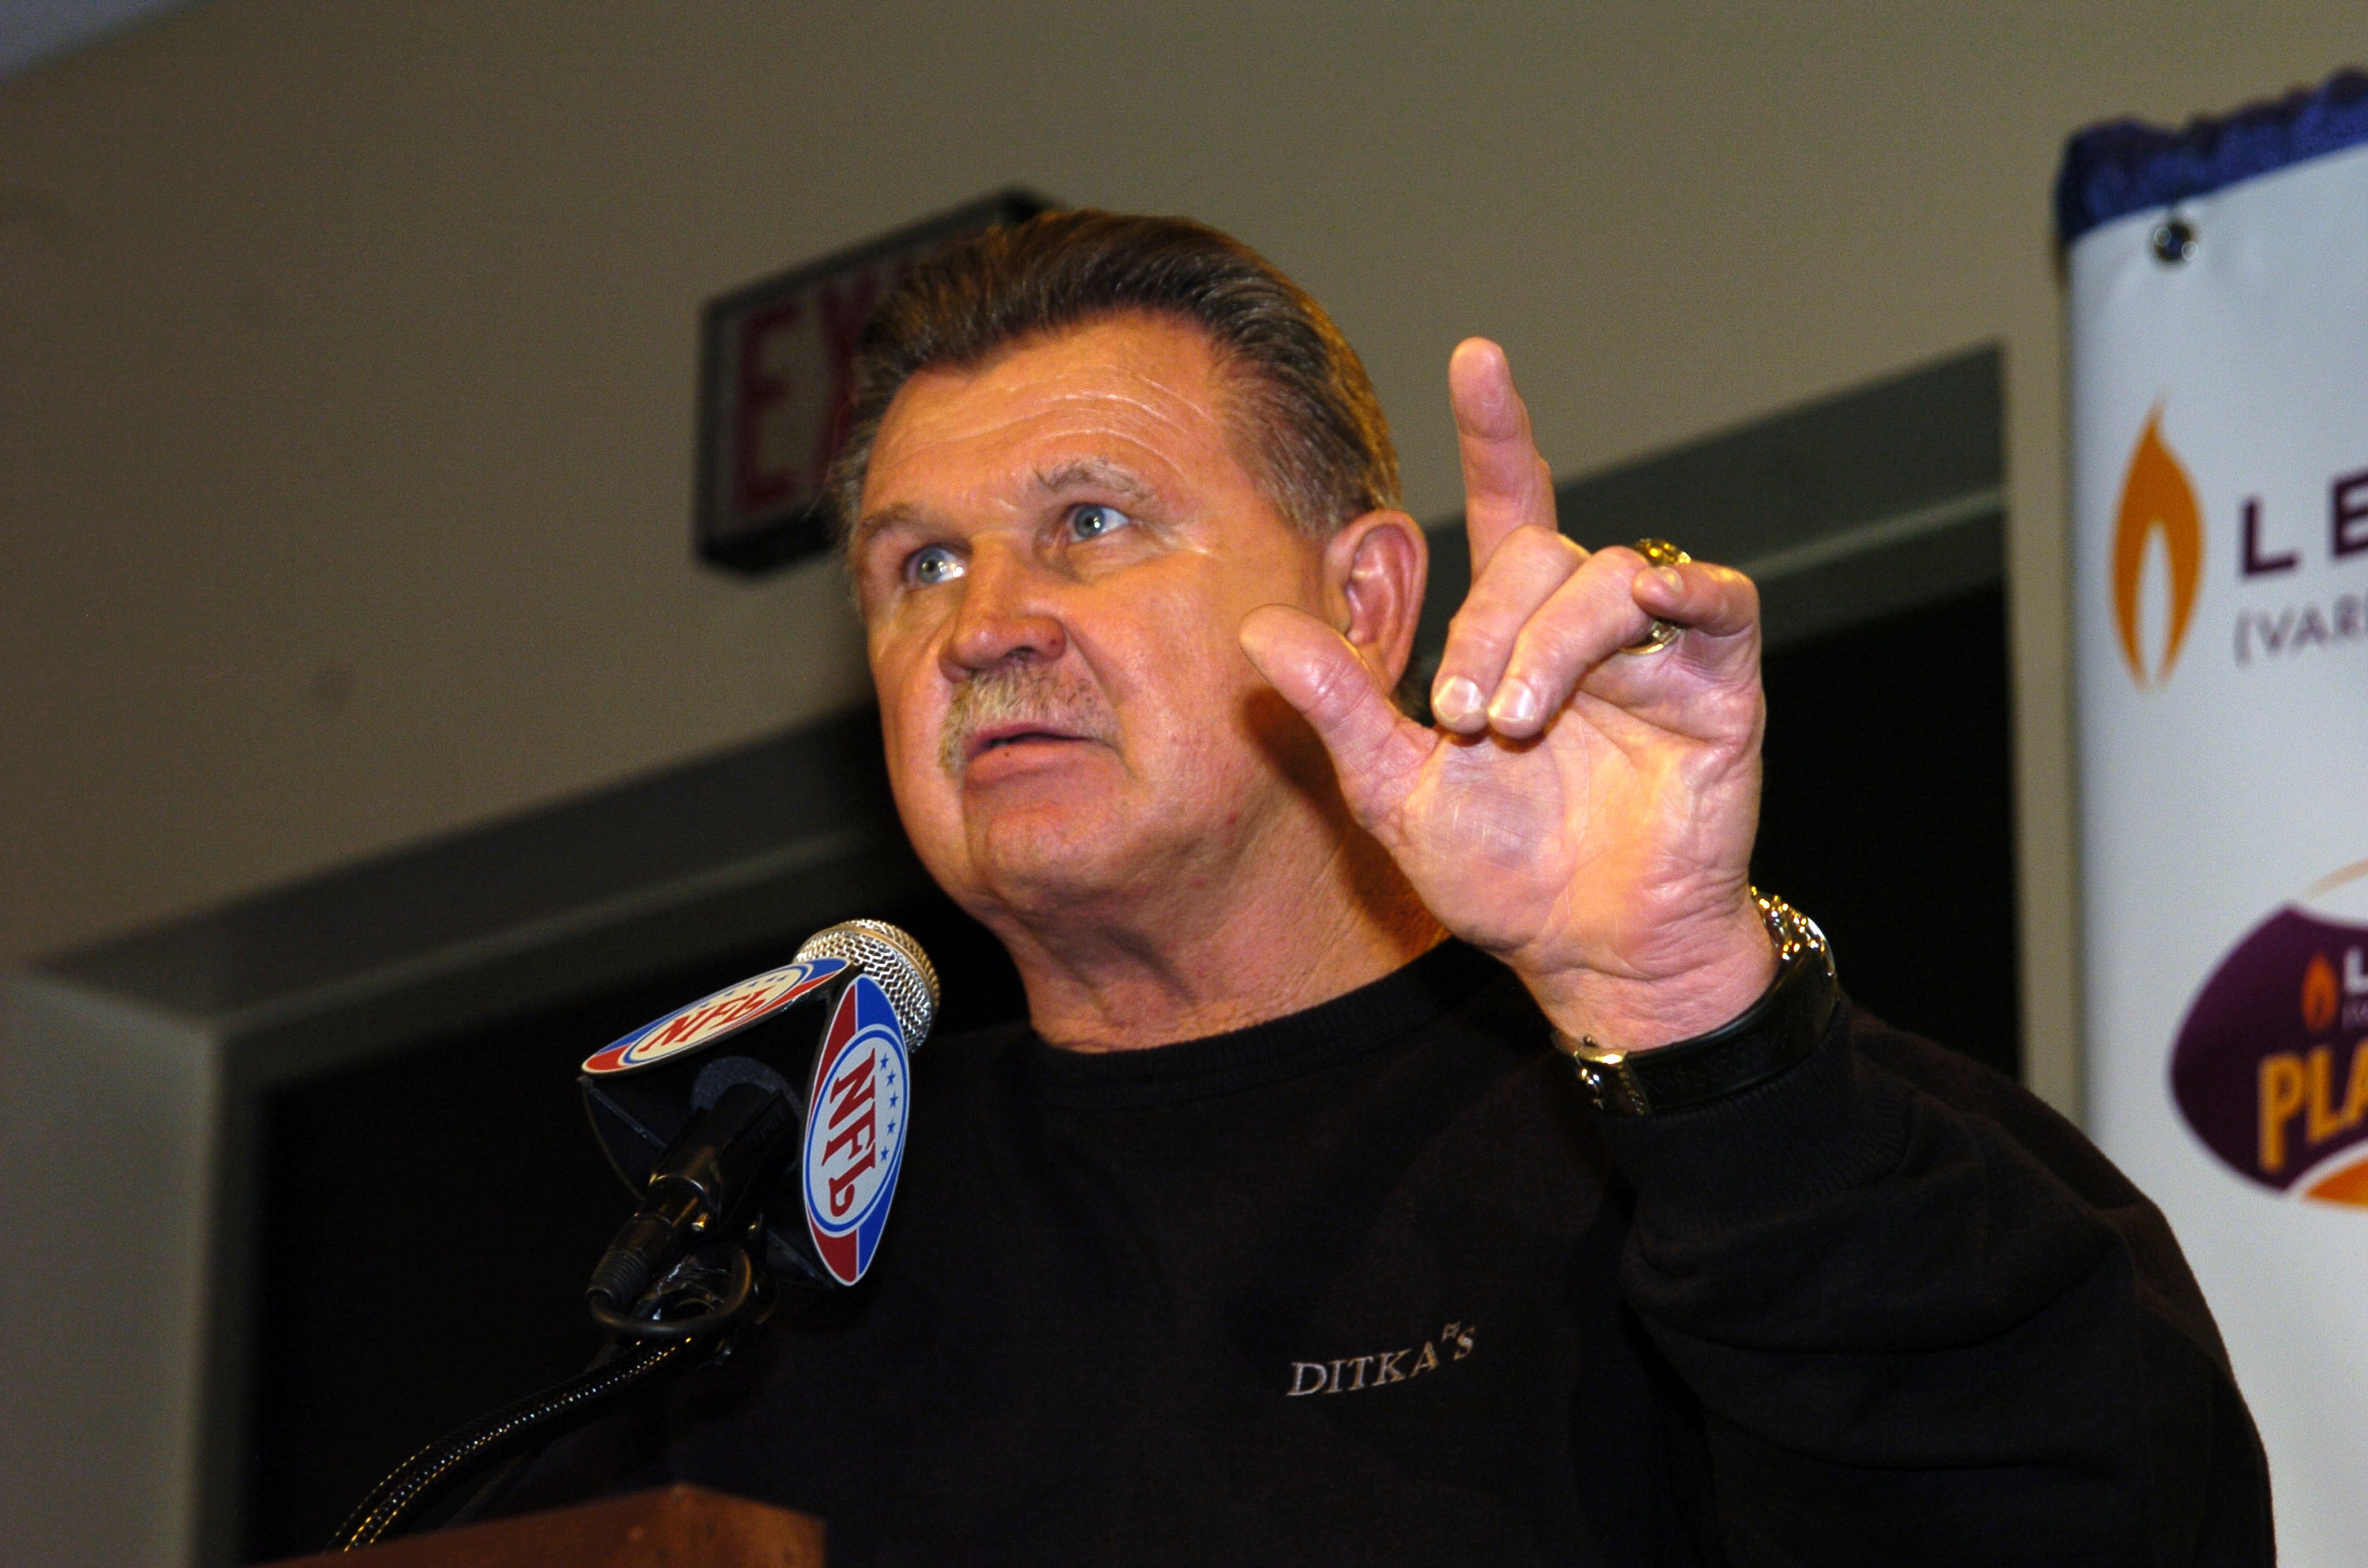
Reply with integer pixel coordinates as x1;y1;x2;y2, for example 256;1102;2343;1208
1434;675;1482;725
1654;566;1685;593
1489;679;1541;728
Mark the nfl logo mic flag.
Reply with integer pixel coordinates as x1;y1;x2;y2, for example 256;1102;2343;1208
2061;69;2368;1564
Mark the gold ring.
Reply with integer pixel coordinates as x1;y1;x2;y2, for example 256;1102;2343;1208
1624;539;1691;654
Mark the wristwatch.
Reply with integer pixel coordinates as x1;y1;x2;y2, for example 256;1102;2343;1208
1565;892;1837;1116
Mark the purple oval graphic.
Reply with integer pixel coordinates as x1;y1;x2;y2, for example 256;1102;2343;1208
2171;905;2368;1206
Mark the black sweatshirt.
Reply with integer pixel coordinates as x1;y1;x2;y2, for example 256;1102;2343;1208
502;941;2272;1565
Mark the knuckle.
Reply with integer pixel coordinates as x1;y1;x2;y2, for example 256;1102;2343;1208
1573;551;1639;608
1300;659;1357;722
1501;524;1581;569
1512;610;1595;682
1442;603;1511;658
1590;543;1647;577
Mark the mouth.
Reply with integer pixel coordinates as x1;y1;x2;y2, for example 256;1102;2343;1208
936;664;1117;780
964;723;1091;767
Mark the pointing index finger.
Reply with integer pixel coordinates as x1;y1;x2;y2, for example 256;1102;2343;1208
1450;338;1561;574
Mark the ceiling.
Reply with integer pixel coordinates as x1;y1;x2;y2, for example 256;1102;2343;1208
0;0;196;80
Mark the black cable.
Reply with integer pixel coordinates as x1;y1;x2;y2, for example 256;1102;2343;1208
326;1333;700;1551
587;1241;756;1340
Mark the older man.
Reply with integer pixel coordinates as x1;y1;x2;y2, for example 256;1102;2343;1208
513;212;2268;1565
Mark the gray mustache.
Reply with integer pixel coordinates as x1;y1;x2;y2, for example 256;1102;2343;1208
939;666;1117;777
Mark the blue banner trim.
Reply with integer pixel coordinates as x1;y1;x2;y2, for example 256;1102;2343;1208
2055;68;2368;246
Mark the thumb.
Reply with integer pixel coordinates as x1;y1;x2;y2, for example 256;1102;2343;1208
1239;604;1432;817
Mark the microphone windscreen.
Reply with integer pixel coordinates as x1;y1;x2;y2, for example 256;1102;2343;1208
795;919;941;1048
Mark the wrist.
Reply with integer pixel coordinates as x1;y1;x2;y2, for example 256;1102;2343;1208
1532;900;1778;1053
1561;893;1838;1117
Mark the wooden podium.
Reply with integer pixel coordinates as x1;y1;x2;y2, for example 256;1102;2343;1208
267;1484;825;1566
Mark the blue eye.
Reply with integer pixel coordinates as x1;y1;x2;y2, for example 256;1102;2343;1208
1069;503;1133;541
906;544;965;586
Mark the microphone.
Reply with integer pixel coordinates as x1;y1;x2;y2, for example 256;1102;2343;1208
579;919;940;1330
331;922;939;1543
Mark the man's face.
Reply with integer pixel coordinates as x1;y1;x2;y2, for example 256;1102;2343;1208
850;313;1333;930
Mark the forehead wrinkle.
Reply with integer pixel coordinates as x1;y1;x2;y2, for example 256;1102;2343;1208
854;319;1265;565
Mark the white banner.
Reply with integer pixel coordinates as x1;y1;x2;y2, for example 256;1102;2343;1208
2068;106;2368;1564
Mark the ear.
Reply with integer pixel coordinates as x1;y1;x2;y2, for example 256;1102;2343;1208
1321;510;1429;691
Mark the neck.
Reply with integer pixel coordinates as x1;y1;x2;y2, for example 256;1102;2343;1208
983;815;1446;1053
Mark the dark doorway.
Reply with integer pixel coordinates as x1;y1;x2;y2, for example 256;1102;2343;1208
1753;583;2021;1080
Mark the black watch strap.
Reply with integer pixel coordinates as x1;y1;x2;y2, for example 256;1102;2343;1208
1567;892;1837;1117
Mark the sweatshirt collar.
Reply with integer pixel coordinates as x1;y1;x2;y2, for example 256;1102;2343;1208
1017;939;1508;1109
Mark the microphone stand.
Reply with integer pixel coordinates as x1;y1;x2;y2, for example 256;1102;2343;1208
324;1241;771;1552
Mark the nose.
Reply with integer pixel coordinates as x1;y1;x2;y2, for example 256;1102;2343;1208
941;541;1067;679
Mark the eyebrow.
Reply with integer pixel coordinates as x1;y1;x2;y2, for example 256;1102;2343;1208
850;456;1161;559
848;501;922;559
1033;457;1156;502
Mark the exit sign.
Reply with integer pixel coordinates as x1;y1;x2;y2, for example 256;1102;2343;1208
694;190;1052;574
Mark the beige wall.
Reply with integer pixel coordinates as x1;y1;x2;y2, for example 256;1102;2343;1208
2;0;2360;1113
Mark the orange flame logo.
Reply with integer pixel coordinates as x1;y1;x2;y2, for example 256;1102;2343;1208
2303;953;2341;1035
2111;409;2205;686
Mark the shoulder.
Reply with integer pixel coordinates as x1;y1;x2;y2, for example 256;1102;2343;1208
1845;1005;2149;1211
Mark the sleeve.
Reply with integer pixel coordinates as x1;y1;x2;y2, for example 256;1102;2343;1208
1591;996;2274;1567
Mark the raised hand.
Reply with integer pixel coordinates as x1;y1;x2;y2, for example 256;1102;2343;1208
1240;339;1774;1051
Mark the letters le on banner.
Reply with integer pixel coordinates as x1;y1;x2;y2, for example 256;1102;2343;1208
2061;70;2368;1566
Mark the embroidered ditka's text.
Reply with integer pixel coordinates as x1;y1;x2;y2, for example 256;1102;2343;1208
1286;1322;1474;1395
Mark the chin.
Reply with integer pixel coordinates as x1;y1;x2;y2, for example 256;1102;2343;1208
953;797;1212;929
969;808;1132;898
